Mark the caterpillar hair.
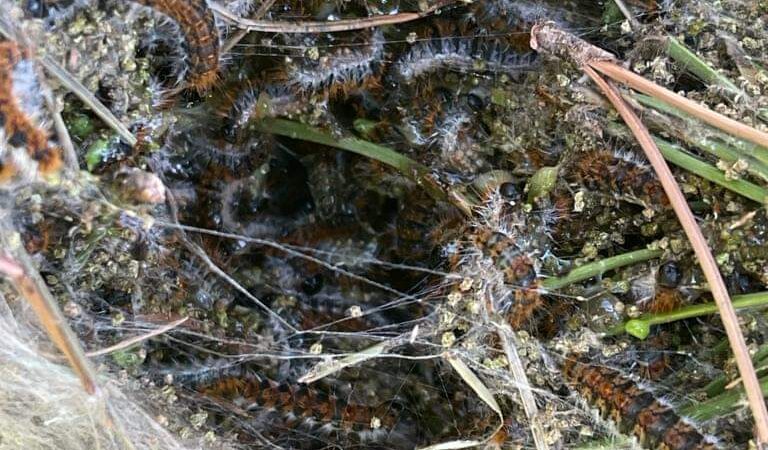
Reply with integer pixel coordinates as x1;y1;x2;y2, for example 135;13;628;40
394;37;538;82
284;29;385;96
223;0;258;17
224;83;304;136
0;41;61;182
571;147;667;207
198;375;406;443
563;357;719;450
31;0;91;28
131;0;221;92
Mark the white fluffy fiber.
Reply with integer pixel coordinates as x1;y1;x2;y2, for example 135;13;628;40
0;295;195;450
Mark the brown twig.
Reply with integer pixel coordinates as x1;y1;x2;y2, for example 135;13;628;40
210;0;457;33
589;59;768;149
531;22;768;446
0;251;98;395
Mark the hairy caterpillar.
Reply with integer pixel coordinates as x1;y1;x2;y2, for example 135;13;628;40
0;41;61;182
563;357;719;450
571;148;668;207
281;29;385;97
437;186;558;331
199;376;402;442
131;0;220;91
223;84;305;135
394;38;538;81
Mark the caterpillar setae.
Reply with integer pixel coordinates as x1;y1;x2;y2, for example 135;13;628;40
0;41;61;182
563;357;719;450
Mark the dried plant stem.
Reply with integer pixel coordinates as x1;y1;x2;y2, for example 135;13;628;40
47;95;78;170
39;55;137;146
221;29;249;55
86;317;188;357
612;0;640;30
630;92;768;170
625;93;768;164
582;64;768;447
419;354;504;450
540;248;662;291
220;0;276;55
531;23;768;442
211;0;456;33
0;233;98;395
299;339;405;384
589;59;768;149
0;15;136;146
497;324;550;450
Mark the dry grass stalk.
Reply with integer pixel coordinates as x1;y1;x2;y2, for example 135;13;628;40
589;60;768;149
87;317;188;357
0;251;98;395
531;22;768;446
210;0;458;33
0;11;137;147
497;323;549;450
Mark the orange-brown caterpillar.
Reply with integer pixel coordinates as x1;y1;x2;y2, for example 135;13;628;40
563;357;719;450
200;376;399;436
572;148;668;207
132;0;220;92
0;41;61;182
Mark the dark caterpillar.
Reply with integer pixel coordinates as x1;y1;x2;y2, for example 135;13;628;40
563;357;719;450
199;376;403;441
132;0;220;91
279;29;386;97
570;148;668;207
394;37;538;82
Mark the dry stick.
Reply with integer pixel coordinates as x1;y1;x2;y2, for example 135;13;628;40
531;24;768;445
0;248;138;450
612;0;640;31
497;323;549;450
0;16;136;147
86;317;189;357
589;59;768;149
210;0;456;33
47;95;79;170
220;0;277;55
583;65;768;448
0;251;98;395
39;55;137;146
